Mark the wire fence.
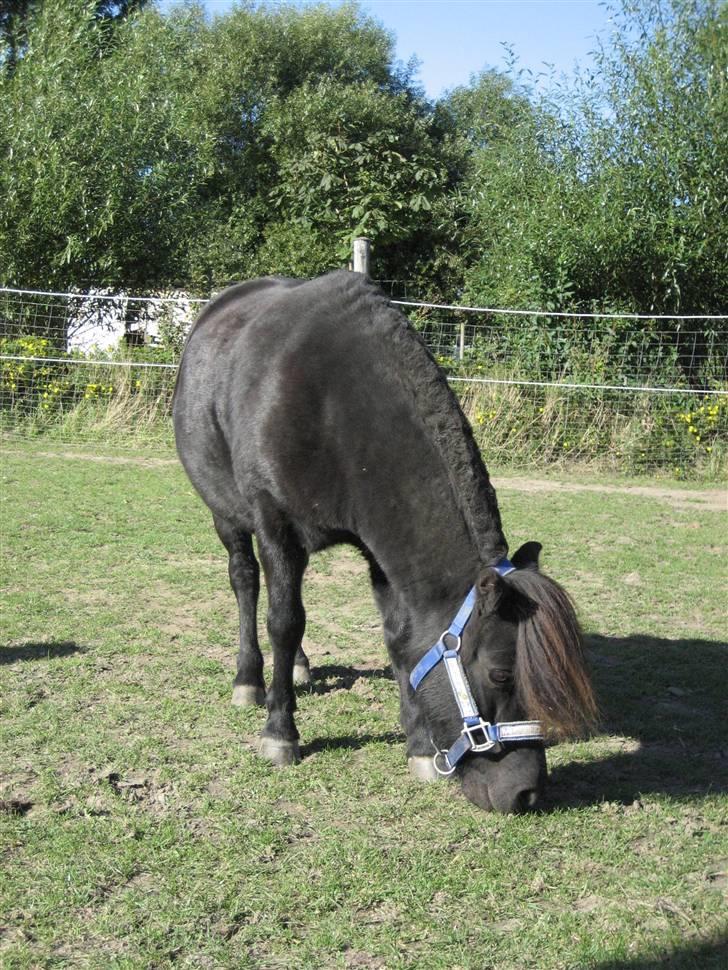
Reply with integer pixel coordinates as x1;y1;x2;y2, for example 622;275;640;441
1;285;726;475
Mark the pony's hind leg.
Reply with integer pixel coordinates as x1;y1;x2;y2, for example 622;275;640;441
255;502;309;766
213;515;266;707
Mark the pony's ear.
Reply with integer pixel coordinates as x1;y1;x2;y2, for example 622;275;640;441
511;541;542;571
477;568;506;614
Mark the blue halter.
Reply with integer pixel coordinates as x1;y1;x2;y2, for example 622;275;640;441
409;557;544;776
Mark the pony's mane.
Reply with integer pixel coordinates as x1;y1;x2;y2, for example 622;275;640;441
320;271;507;563
507;569;599;738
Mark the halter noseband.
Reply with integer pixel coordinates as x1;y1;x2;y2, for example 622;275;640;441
409;557;544;776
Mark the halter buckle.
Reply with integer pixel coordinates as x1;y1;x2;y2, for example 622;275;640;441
462;719;498;753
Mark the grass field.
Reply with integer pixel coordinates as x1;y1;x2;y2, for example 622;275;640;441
1;444;726;969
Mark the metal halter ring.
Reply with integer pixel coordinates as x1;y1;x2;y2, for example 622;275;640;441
440;630;462;652
432;748;458;777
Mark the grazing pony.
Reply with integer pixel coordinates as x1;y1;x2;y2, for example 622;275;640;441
173;271;597;813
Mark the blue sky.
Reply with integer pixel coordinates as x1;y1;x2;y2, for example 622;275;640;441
159;1;613;99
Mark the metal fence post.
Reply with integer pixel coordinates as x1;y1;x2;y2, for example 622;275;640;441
352;237;371;276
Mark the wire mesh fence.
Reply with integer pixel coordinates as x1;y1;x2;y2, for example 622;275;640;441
1;285;726;475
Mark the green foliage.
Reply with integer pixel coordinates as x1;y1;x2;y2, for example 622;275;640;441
0;0;215;290
456;0;728;320
0;332;175;440
182;1;443;287
0;0;725;405
1;327;724;475
459;383;728;477
259;79;444;266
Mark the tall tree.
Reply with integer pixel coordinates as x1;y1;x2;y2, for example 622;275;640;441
0;0;214;290
456;0;727;316
1;0;149;73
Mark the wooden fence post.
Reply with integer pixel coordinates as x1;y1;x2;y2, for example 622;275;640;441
352;237;371;276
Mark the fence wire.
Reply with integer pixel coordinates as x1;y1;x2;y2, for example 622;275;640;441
1;286;726;474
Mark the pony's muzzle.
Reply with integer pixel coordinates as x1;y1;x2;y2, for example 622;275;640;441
460;745;547;814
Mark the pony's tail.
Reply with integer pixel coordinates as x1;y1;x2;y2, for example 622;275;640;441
512;572;599;739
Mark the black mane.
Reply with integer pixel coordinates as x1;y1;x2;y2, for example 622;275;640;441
316;271;507;563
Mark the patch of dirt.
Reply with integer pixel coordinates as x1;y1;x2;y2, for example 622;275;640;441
137;580;233;641
273;798;308;817
124;871;157;894
62;588;111;607
342;949;388;969
490;917;523;933
623;571;643;586
494;476;726;512
53;755;88;785
86;766;173;814
573;894;604;913
0;770;37;814
0;798;34;816
356;900;402;926
330;555;368;578
2;448;178;467
705;866;728;896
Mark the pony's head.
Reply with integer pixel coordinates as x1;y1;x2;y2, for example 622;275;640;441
417;542;598;813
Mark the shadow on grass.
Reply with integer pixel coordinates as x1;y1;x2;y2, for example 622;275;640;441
307;663;394;696
301;731;403;758
593;934;728;969
0;640;85;664
547;633;728;808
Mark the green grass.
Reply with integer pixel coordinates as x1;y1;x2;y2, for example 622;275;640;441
1;444;726;969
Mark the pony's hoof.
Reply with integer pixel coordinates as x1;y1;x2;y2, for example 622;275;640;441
408;756;440;782
232;684;266;707
293;664;311;686
259;736;301;767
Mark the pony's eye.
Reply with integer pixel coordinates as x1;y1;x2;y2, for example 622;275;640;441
490;669;513;686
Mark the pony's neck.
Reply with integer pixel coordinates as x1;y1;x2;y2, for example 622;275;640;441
361;472;503;656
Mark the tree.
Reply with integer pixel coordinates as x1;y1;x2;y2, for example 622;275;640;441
0;0;455;291
0;0;214;290
181;1;447;287
456;0;727;317
583;0;728;314
0;0;150;74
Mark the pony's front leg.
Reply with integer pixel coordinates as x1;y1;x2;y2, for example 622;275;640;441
367;558;440;783
255;507;308;766
393;666;441;782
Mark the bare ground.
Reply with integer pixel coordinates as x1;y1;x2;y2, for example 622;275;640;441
493;475;726;512
3;446;725;511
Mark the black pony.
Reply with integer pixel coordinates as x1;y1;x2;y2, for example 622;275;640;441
173;271;597;813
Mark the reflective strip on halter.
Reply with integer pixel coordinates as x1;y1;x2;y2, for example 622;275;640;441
434;719;545;776
442;649;480;720
492;721;543;743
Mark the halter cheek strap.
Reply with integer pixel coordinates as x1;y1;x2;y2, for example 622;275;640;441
409;557;544;776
